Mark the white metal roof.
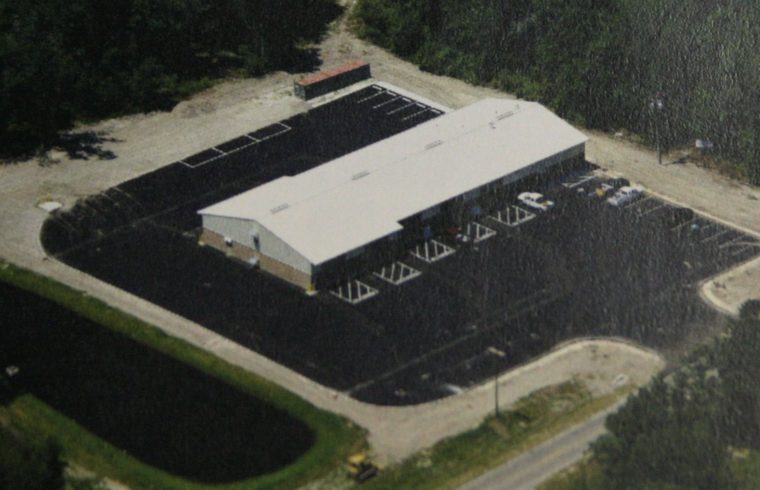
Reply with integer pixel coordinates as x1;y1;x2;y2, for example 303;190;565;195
200;98;588;265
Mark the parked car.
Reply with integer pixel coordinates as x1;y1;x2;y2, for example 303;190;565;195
608;177;631;189
607;186;642;207
518;192;554;211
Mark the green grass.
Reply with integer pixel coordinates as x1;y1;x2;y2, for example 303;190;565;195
360;381;632;490
0;260;365;489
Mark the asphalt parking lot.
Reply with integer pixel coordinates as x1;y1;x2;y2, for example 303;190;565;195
41;86;760;405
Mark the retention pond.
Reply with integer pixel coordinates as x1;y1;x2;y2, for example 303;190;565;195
0;281;314;484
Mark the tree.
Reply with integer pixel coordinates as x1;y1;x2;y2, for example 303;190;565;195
716;314;760;448
355;0;760;182
595;374;733;489
0;0;76;154
0;0;344;158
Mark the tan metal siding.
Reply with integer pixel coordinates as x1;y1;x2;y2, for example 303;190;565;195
256;224;312;274
202;215;255;245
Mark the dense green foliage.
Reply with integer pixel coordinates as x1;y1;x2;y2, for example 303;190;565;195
355;0;760;183
0;424;63;490
0;0;342;157
584;305;760;489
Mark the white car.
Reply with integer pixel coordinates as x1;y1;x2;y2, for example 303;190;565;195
607;186;642;207
518;192;554;211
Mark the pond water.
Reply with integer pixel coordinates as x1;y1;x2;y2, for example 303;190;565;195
0;281;314;483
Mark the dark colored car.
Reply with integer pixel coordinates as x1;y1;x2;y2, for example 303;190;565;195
608;177;630;189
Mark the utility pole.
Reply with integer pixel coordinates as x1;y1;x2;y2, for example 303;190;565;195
650;93;665;165
495;371;499;416
488;346;506;417
480;239;506;419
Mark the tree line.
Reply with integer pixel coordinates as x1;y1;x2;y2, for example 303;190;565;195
355;0;760;184
555;301;760;490
0;0;342;157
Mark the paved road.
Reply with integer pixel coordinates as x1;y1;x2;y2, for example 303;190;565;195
459;402;622;490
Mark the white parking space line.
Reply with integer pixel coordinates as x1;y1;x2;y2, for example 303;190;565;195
730;245;752;256
488;205;536;227
330;280;379;304
622;196;652;210
410;240;456;263
181;123;291;169
358;91;385;103
257;122;292;141
701;228;730;243
717;235;753;249
372;96;402;109
561;173;595;189
672;217;697;231
713;232;760;255
373;262;422;286
717;235;740;246
466;222;497;243
111;187;145;209
626;196;652;208
401;108;431;122
179;155;225;169
639;202;666;217
387;101;416;115
356;85;385;104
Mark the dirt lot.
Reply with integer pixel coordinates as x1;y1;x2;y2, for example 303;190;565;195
1;0;757;464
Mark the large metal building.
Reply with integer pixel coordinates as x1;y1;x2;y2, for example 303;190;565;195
199;98;588;290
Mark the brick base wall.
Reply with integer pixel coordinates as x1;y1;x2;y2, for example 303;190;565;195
258;255;313;290
199;228;256;262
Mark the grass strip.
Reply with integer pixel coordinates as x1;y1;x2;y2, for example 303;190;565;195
0;260;365;489
361;381;631;490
